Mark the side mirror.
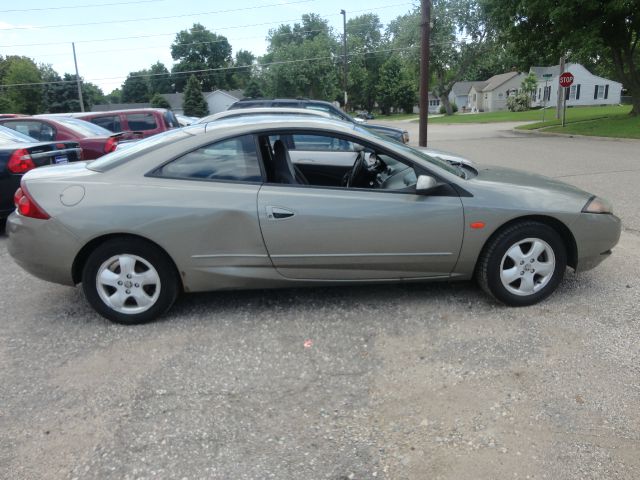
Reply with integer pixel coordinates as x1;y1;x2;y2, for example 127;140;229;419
415;175;439;195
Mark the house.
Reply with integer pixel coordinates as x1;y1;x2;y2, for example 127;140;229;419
448;81;486;111
468;72;528;112
412;92;444;114
529;63;622;108
160;89;244;115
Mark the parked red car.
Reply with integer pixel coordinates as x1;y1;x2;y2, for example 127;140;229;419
0;116;127;159
72;108;179;138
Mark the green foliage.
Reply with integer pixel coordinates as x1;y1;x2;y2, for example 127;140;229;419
121;71;150;103
105;88;122;104
232;50;255;89
171;23;232;92
261;14;340;100
182;75;209;117
2;56;42;114
148;62;172;94
482;0;640;115
377;56;416;114
439;102;458;114
346;14;385;110
506;93;530;112
150;93;171;109
243;78;263;98
0;95;13;113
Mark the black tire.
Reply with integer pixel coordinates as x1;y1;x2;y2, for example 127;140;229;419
81;238;179;324
477;221;567;306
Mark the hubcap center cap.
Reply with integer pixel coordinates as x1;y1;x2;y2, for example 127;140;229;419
524;264;532;272
124;280;133;288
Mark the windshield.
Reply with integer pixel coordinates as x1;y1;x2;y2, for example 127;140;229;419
46;116;113;137
353;125;461;176
0;125;36;144
88;126;200;171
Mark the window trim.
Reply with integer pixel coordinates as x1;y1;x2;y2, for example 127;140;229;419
146;133;267;184
1;119;58;142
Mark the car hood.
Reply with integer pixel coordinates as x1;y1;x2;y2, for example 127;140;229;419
466;165;593;212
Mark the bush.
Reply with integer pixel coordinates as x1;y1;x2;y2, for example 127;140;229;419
507;93;530;112
439;102;458;114
150;93;170;109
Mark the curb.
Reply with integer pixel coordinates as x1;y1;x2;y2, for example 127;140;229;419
513;127;640;143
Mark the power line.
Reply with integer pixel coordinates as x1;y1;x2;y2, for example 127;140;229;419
0;0;315;31
18;22;392;59
0;2;414;47
0;46;420;88
0;0;163;13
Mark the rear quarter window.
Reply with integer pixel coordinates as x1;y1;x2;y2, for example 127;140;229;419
126;113;158;131
91;115;122;132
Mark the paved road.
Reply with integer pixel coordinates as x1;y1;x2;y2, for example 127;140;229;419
1;124;639;480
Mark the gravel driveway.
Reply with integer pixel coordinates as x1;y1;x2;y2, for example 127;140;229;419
1;123;638;479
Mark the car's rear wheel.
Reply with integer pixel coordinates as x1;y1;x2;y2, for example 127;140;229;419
81;238;179;324
477;221;567;306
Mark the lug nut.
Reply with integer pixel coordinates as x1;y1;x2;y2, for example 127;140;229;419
126;274;132;279
530;259;535;263
135;283;139;288
117;281;123;285
520;271;524;275
126;289;131;294
520;261;524;265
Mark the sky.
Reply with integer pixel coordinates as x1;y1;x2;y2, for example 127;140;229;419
0;0;418;94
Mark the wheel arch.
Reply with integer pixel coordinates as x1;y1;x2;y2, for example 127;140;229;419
477;215;578;272
71;233;184;289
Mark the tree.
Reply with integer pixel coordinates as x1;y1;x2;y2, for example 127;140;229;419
262;14;340;99
121;71;150;103
243;78;263;98
377;55;416;114
182;75;209;116
483;0;640;115
388;1;493;116
150;93;171;108
105;88;122;104
2;56;42;114
346;14;386;111
232;50;255;89
171;23;232;92
148;61;172;94
520;73;537;108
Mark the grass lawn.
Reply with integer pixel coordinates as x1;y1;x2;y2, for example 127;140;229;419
374;113;419;121
514;105;638;139
425;105;631;124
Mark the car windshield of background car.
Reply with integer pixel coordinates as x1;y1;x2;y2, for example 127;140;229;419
88;127;197;172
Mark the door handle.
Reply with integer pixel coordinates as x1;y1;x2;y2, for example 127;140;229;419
266;206;295;220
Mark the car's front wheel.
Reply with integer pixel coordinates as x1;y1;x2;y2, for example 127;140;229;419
477;221;567;306
81;238;179;324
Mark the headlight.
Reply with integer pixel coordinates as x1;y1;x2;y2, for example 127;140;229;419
582;196;613;214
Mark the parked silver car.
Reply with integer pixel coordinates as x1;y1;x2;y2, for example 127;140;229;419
7;115;620;324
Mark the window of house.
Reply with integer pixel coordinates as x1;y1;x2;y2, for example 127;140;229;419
472;94;477;101
569;85;577;100
154;134;262;182
596;85;605;99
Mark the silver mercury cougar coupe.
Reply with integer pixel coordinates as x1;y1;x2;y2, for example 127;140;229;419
6;115;620;324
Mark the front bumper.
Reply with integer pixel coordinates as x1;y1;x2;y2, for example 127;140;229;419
571;213;621;272
6;213;81;286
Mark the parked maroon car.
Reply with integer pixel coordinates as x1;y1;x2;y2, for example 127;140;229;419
0;116;126;159
72;108;179;138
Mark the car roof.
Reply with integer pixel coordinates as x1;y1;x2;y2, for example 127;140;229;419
201;114;356;134
73;108;170;117
197;107;332;124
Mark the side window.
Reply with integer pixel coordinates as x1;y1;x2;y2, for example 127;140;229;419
92;115;121;132
126;113;157;131
164;111;179;128
272;101;298;108
155;134;262;182
3;121;55;141
290;134;355;152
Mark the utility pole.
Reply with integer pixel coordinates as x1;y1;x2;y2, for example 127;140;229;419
340;9;348;110
555;56;564;120
72;42;85;112
418;0;431;147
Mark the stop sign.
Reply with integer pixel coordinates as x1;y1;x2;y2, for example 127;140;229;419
559;72;574;88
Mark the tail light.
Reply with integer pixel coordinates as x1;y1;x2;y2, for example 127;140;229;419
104;137;118;153
7;148;36;174
13;184;50;219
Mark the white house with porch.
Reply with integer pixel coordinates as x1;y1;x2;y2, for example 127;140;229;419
529;63;622;108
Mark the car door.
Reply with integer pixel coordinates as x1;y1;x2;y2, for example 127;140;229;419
147;133;270;287
257;135;464;280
